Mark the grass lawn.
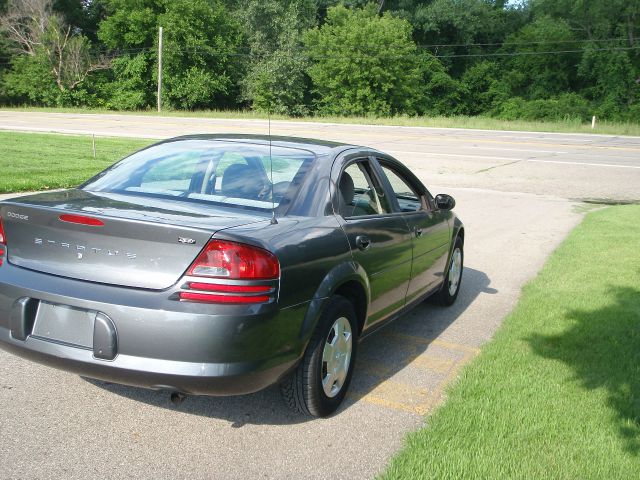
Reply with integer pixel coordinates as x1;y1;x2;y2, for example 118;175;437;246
4;106;640;137
382;204;640;479
0;131;151;193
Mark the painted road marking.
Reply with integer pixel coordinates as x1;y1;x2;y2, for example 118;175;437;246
351;333;481;415
388;150;640;169
381;331;481;355
524;158;640;169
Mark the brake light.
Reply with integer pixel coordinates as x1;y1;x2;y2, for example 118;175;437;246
179;292;271;304
59;214;104;227
186;240;279;280
0;217;5;266
180;240;279;304
187;282;271;293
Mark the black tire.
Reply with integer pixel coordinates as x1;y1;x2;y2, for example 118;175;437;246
432;237;464;307
280;295;358;417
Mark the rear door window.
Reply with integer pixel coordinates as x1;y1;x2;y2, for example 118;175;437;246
338;161;391;217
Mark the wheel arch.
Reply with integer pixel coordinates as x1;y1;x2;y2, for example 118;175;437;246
299;261;370;341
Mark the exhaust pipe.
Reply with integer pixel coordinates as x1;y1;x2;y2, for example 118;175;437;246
170;391;187;406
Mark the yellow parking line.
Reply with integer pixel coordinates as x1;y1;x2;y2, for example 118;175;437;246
352;345;481;415
381;331;481;355
415;351;479;415
358;353;454;378
350;379;430;415
410;355;455;374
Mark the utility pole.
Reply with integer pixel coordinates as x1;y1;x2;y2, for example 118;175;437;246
157;26;163;113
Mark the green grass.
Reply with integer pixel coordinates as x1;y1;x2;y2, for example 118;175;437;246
382;204;640;479
0;131;151;192
4;106;640;136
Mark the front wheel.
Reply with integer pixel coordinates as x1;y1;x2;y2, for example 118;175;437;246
433;237;463;306
280;295;358;417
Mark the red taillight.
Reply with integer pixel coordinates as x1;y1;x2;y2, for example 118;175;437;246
187;282;271;293
180;240;278;304
186;240;279;280
59;214;104;227
0;218;5;266
179;292;271;304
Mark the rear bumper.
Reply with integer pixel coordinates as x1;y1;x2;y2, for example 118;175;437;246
0;262;310;395
0;328;296;395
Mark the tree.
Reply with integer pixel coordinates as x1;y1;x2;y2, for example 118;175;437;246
0;0;109;103
500;15;577;99
578;46;639;120
461;60;509;115
304;4;425;116
98;0;242;110
231;0;316;115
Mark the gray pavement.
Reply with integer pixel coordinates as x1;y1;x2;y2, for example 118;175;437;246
1;111;638;201
0;112;627;479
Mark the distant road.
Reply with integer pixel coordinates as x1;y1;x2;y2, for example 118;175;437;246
1;110;639;201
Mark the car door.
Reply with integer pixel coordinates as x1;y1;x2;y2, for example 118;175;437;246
374;158;452;304
334;157;413;326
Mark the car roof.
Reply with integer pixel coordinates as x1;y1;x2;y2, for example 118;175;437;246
166;134;361;156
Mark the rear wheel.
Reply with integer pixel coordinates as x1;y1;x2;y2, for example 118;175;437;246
280;295;358;417
433;237;463;306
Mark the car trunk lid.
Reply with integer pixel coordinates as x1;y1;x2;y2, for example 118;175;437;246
0;189;267;290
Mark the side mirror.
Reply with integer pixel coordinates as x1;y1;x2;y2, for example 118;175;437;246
435;194;456;211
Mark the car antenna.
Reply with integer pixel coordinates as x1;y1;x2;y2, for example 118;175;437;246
268;100;278;225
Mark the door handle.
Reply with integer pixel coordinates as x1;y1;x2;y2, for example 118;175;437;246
415;227;423;238
355;235;371;251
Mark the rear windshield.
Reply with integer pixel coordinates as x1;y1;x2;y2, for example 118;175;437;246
82;140;315;211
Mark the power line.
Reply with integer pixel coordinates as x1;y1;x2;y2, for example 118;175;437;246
79;36;636;56
0;43;637;68
432;45;640;58
416;37;632;48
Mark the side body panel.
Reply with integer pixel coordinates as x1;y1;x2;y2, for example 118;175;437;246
400;210;451;303
338;216;412;325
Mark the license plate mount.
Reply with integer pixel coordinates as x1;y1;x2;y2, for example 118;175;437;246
31;301;96;348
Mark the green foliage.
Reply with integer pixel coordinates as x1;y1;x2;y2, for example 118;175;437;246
98;0;158;49
501;16;577;99
0;0;638;122
3;54;60;105
411;0;513;73
234;0;316;115
420;53;468;116
461;61;510;115
494;93;592;122
97;0;242;110
304;4;424;116
159;0;242;109
578;47;639;121
100;53;152;110
243;49;310;116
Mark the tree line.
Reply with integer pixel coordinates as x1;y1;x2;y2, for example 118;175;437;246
0;0;638;122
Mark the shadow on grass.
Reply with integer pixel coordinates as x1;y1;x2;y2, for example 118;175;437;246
85;267;495;425
528;286;640;454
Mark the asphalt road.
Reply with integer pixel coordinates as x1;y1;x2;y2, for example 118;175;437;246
1;111;639;201
0;112;633;479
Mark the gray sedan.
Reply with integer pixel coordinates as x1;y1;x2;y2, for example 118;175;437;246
0;135;464;417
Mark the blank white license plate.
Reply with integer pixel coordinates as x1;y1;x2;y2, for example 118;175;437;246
32;301;96;348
